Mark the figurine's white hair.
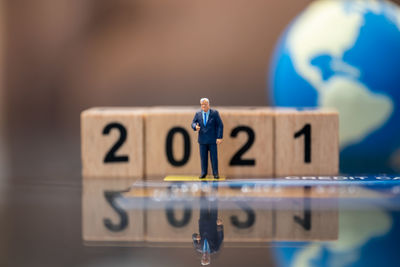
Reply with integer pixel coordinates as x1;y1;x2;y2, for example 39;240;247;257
200;98;210;105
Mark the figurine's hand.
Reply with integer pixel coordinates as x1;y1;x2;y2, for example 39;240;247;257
216;139;223;145
195;123;201;131
194;234;201;242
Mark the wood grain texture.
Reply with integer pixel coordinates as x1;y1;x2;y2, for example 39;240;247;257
81;107;339;178
145;107;200;178
82;178;145;242
81;107;145;178
221;205;273;242
218;107;274;178
274;109;339;176
273;186;338;241
146;201;199;242
145;107;274;179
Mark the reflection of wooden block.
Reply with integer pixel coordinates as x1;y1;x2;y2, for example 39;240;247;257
81;108;145;178
221;202;273;242
218;108;274;178
274;109;339;176
82;178;145;242
274;186;338;241
146;201;198;242
145;107;200;178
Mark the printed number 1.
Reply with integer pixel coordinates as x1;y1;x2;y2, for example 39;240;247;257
294;124;311;163
293;186;311;231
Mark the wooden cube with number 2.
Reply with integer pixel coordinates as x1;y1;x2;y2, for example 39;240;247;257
81;108;145;178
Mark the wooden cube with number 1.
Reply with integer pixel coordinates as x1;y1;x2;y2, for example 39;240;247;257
274;109;339;176
273;185;338;241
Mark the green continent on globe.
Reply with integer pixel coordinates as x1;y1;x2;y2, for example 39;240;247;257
270;0;400;174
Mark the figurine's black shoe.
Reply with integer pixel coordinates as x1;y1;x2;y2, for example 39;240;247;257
214;175;219;179
199;174;207;179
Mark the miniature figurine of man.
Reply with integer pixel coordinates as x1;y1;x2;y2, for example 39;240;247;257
191;98;223;178
192;182;224;265
192;215;224;266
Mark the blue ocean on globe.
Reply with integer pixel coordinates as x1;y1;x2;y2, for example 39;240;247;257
273;209;400;267
270;0;400;174
269;1;400;266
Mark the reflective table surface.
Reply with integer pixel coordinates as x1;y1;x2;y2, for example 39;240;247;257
2;175;400;266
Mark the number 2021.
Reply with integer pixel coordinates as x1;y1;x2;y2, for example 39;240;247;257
101;122;312;165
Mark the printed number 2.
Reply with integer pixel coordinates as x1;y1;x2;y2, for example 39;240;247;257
294;124;311;163
229;126;256;166
103;190;128;232
103;123;129;163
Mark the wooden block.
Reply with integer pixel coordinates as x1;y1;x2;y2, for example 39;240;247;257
145;192;272;244
143;183;274;243
145;107;273;179
145;107;201;178
82;178;145;242
218;184;274;242
146;199;199;243
221;202;273;242
81;108;145;178
273;186;338;241
274;109;339;176
218;107;274;177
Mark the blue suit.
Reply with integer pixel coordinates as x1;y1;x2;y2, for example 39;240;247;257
191;109;223;176
192;183;224;254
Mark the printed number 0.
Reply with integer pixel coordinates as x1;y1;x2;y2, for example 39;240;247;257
103;123;129;163
164;125;256;167
165;127;191;166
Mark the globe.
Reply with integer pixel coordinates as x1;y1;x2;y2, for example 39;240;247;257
269;1;400;266
269;0;400;174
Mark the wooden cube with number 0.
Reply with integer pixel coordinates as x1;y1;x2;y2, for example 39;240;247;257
81;108;145;178
274;109;339;176
146;201;199;242
145;107;200;178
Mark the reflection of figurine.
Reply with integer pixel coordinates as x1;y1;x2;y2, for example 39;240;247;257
191;98;224;178
193;182;224;265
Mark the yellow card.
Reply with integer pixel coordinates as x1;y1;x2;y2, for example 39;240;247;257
164;175;226;181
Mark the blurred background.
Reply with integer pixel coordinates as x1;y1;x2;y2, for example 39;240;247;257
1;0;400;266
1;1;311;266
5;0;313;179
